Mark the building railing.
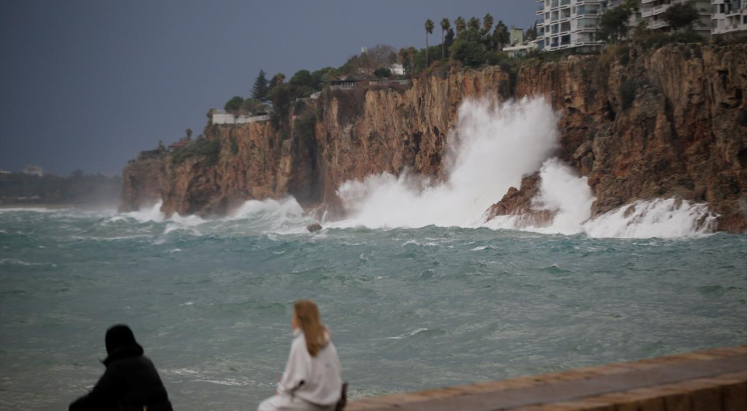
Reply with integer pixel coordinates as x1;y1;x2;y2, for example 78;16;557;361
653;4;670;15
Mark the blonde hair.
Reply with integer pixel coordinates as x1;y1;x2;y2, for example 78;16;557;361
294;299;328;357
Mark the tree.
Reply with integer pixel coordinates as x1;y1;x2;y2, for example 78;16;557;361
425;19;435;68
398;48;409;74
493;20;510;50
269;73;285;92
663;2;700;33
452;40;486;67
388;51;398;64
374;67;392;78
224;96;244;113
366;44;397;67
455;17;466;35
526;22;538;41
251;70;269;100
445;28;455;54
598;1;635;43
468;17;480;32
185;128;193;140
290;70;312;88
440;18;451;60
310;67;334;90
482;13;494;34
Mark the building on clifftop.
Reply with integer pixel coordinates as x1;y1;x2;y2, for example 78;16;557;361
711;0;747;35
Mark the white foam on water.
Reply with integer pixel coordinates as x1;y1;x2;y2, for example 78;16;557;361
332;97;560;229
485;158;596;235
331;97;717;239
117;201;167;223
582;198;717;239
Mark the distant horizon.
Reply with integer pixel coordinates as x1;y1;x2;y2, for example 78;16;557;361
0;0;536;175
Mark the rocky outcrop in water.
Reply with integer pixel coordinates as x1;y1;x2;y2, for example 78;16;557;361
121;43;746;232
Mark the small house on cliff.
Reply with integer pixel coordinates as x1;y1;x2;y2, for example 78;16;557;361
329;76;362;90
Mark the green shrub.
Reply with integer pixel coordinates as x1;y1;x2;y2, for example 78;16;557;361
452;40;487;67
171;138;222;166
224;96;244;113
374;67;392;78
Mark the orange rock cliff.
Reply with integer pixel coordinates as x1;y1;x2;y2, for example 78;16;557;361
120;43;747;232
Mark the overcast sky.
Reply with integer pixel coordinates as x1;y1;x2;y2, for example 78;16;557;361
0;0;536;175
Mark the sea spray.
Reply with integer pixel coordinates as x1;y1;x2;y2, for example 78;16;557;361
334;97;561;228
485;159;596;235
582;199;717;238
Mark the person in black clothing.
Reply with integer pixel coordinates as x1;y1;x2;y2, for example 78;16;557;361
69;324;173;411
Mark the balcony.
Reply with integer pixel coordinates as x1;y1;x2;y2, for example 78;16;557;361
574;24;597;32
641;0;656;3
653;4;671;15
537;6;545;15
652;20;669;29
642;9;653;17
560;0;571;7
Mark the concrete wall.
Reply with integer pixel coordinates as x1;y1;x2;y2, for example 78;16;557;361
346;345;747;411
212;113;269;125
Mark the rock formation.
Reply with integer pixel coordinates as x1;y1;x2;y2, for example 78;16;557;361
120;43;747;232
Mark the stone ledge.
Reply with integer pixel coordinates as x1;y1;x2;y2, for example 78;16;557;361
346;345;747;411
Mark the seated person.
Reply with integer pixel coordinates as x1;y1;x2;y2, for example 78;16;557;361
70;324;173;411
259;300;343;411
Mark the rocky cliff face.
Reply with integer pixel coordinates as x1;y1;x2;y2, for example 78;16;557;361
488;43;747;232
121;43;746;232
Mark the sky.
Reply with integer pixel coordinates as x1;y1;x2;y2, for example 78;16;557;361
0;0;537;176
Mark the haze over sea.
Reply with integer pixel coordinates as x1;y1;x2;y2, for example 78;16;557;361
1;99;745;410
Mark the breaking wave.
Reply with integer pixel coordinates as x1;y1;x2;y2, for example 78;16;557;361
80;98;718;239
332;97;717;239
333;97;560;229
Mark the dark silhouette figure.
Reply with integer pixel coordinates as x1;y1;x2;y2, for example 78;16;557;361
69;324;173;411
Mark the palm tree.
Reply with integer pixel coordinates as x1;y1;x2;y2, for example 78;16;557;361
468;17;480;31
493;21;509;49
440;18;451;59
483;13;494;34
425;19;434;68
399;48;409;75
455;17;466;35
407;46;416;74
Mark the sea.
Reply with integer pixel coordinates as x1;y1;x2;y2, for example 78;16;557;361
1;98;745;410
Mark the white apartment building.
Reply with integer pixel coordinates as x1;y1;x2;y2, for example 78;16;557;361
639;0;712;36
535;0;720;53
535;0;612;52
711;0;747;34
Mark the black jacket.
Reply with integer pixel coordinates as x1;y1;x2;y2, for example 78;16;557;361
69;345;173;411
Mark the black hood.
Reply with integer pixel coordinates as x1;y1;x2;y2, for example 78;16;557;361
103;324;143;366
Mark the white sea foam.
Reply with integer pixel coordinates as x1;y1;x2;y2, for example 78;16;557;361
486;159;596;235
385;328;430;340
582;199;717;238
332;97;560;229
330;97;717;239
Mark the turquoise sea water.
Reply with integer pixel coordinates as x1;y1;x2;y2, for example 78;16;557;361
1;207;746;411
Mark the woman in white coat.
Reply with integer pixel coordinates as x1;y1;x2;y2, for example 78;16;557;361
258;300;343;411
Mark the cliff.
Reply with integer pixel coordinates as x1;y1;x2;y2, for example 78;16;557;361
489;43;747;232
121;43;747;232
